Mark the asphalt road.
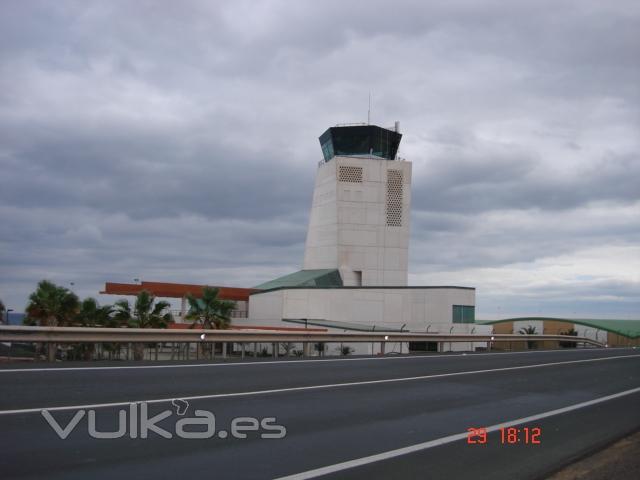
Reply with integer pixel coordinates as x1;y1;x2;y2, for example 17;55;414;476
0;348;639;479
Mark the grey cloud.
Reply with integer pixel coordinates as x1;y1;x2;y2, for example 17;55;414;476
476;278;640;319
412;146;639;214
410;201;640;271
1;0;638;316
0;118;315;221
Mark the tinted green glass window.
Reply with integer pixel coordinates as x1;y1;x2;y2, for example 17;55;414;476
318;125;402;161
453;305;475;324
321;140;334;161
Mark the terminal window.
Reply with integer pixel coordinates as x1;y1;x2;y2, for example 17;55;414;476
453;305;475;323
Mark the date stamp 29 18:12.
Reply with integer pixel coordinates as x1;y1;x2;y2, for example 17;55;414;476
467;427;542;445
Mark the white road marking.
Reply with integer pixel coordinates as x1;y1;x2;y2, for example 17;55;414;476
0;353;637;415
0;347;629;374
273;386;640;480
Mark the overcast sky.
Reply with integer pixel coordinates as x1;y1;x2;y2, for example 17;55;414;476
1;0;638;319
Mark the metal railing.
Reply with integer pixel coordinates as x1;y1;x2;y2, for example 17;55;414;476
169;310;248;320
0;325;605;347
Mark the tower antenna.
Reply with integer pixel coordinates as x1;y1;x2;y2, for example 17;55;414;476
367;92;371;125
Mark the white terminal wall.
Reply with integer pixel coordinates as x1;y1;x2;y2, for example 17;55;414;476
243;287;489;353
303;156;412;286
249;287;474;329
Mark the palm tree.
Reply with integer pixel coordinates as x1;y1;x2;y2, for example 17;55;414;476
559;328;578;348
25;280;80;327
114;290;172;329
71;298;116;360
185;287;235;359
185;287;235;330
519;325;537;349
86;299;128;360
280;342;296;356
518;325;537;335
336;345;354;356
25;280;80;361
75;298;114;327
113;290;172;361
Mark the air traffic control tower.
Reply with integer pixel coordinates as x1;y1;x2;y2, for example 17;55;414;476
303;123;412;286
248;122;481;349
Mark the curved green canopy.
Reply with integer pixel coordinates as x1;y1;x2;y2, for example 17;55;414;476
477;317;640;339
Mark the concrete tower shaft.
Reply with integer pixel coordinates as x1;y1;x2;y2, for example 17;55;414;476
303;125;411;286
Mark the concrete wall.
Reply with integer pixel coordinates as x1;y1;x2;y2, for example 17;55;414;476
607;332;640;347
495;320;554;350
303;156;412;286
492;322;513;335
487;320;640;350
249;287;474;330
244;287;489;353
573;324;608;344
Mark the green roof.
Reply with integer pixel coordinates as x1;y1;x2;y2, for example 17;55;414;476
253;269;343;290
476;317;640;339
